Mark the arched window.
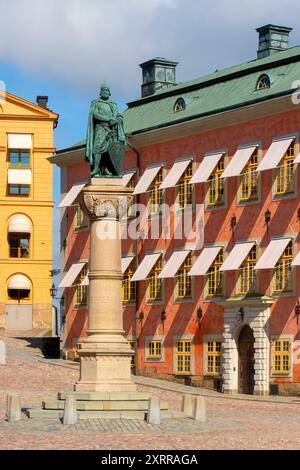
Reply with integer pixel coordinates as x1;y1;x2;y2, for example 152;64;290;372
256;74;271;90
174;98;186;112
8;214;31;258
7;274;31;301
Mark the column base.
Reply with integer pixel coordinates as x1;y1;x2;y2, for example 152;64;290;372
75;342;137;392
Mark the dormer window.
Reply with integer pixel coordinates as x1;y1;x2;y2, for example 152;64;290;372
256;74;270;90
174;98;186;112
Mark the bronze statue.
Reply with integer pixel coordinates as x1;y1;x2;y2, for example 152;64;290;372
86;82;126;177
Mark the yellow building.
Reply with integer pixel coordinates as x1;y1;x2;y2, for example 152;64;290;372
0;92;58;331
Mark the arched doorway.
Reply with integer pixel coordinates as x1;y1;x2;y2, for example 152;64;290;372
238;325;255;394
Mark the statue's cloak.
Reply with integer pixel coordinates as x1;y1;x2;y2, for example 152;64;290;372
85;98;126;167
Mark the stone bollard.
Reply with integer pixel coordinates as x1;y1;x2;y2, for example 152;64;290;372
181;394;194;418
0;341;6;365
63;395;77;425
6;394;21;422
193;396;206;422
147;396;160;425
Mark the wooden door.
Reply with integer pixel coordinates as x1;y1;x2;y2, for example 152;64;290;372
238;325;255;394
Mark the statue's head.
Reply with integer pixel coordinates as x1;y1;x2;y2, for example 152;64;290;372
100;81;111;100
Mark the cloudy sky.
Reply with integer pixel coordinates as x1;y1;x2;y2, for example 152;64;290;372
1;0;299;275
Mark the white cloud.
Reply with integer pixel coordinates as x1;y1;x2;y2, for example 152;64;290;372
0;0;299;100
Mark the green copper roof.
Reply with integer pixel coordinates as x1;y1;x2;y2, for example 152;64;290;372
57;45;300;154
124;45;300;135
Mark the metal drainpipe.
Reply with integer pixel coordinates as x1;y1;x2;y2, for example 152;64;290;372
127;136;141;375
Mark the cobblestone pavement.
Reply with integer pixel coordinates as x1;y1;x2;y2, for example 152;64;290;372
1;331;300;450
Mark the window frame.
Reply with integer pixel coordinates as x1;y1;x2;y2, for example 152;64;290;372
271;336;293;377
174;98;186;113
272;239;294;295
146;254;164;304
205;247;225;299
174;252;193;302
122;257;136;304
147;168;164;218
175;160;194;213
174;336;194;375
8;149;31;168
145;336;164;363
8;232;31;259
204;336;223;376
73;263;88;309
205;152;228;211
8;184;30;197
238;147;261;205
237;243;259;296
256;74;271;90
73;204;89;231
272;139;297;199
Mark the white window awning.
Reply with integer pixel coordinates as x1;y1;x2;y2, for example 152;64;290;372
292;251;300;266
189;152;224;184
221;146;257;178
121;256;135;274
220;242;255;272
133;165;162;195
122;171;136;187
8;134;32;149
256;138;294;172
131;253;162;281
8;215;31;233
189;246;222;276
58;183;87;208
158;250;190;279
8;169;32;185
159;159;192;189
294;153;300;163
255;238;292;270
59;262;86;288
8;274;31;290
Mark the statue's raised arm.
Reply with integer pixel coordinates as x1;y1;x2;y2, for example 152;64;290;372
85;82;126;178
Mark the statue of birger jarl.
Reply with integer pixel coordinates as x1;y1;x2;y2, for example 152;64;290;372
86;82;126;177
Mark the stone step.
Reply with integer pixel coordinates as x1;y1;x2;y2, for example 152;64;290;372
43;399;169;411
58;391;151;401
27;408;184;420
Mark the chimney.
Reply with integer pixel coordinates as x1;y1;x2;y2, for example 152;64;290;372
139;57;178;98
36;96;48;109
256;24;293;59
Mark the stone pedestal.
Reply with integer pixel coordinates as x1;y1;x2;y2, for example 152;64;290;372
75;178;136;392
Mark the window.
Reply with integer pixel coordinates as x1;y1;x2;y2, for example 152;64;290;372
146;340;162;359
8;289;30;301
74;265;88;307
272;338;291;375
238;245;258;295
8;233;30;258
176;253;192;299
275;141;296;196
240;149;258;201
256;74;271;90
206;340;222;375
206;249;224;297
207;156;225;206
174;98;186;112
147;256;163;301
177;162;193;210
9;149;30;167
74;205;88;230
273;241;293;293
176;340;192;374
127;173;136;190
8;185;30;196
147;169;163;216
122;259;136;303
128;340;136;367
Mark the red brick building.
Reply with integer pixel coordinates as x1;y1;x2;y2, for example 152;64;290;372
52;25;300;395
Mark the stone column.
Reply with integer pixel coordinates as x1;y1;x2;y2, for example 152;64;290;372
75;178;136;392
